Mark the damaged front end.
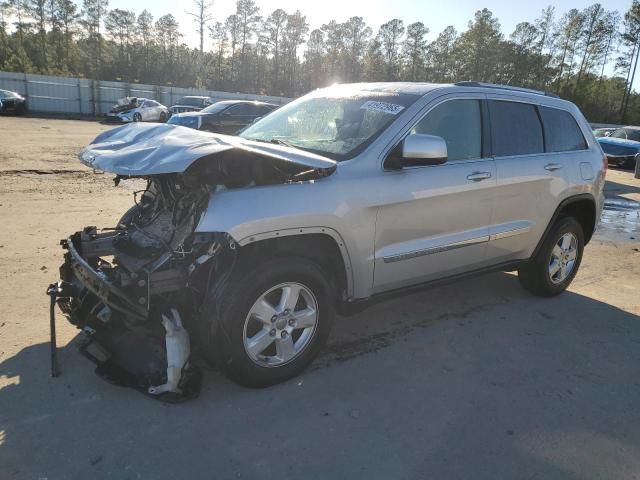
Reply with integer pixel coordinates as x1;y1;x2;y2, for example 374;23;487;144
53;176;230;401
49;123;336;401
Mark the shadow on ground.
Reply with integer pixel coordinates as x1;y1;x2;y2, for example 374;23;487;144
2;272;640;479
604;178;640;199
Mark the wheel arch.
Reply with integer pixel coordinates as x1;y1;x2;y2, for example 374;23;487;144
532;193;597;258
236;228;354;301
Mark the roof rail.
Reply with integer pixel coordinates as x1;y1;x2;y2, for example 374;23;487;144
454;81;560;99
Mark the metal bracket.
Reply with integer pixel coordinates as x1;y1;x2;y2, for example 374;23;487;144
46;283;60;378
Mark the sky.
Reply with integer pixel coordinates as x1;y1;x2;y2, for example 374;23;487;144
109;0;635;52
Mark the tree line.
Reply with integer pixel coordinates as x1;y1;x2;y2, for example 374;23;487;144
1;0;640;123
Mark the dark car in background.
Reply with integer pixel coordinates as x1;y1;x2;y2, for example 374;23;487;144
167;100;278;134
169;96;214;115
0;89;27;115
597;126;640;169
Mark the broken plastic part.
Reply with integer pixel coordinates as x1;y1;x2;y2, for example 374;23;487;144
148;309;190;396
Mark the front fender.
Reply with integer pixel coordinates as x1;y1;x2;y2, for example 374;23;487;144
195;182;375;299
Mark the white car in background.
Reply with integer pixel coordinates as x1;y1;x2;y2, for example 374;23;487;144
105;97;169;123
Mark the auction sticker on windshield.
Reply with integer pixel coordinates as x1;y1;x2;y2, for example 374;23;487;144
360;101;405;115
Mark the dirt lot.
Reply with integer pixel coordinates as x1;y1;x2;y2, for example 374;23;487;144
1;116;639;479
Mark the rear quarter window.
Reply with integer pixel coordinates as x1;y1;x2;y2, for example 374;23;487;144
539;106;587;152
489;100;544;157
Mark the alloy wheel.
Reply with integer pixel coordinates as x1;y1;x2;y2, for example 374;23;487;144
548;232;578;284
243;282;319;367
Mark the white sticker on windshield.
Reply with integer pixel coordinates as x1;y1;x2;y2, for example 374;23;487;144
360;101;405;115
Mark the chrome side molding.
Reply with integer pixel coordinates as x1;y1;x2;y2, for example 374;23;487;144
383;236;489;263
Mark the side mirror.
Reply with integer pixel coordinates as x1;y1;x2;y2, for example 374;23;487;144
385;133;448;169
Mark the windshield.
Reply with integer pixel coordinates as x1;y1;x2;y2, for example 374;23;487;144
593;128;612;138
178;97;206;107
610;128;640;142
201;102;230;114
239;87;420;160
167;115;200;129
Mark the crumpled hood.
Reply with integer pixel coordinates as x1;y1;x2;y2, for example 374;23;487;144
598;137;640;156
79;123;337;176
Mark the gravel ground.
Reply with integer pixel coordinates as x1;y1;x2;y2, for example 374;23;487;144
0;116;639;480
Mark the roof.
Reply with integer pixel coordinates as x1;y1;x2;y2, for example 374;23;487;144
323;81;570;102
212;99;279;107
178;95;212;99
323;82;449;96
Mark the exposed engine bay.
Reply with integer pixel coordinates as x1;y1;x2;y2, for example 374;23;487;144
49;124;337;401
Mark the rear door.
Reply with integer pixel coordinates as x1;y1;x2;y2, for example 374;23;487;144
151;101;164;120
372;95;497;293
485;97;584;263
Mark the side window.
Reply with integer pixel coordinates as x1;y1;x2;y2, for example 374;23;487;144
539;106;587;152
227;104;254;116
489;100;544;156
411;99;482;161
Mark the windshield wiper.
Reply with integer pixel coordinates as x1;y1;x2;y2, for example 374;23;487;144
245;137;295;148
268;138;296;148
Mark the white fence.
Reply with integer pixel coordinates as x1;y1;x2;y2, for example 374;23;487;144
0;71;290;116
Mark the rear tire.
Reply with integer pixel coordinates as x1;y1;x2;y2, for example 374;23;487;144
201;257;335;388
518;216;584;297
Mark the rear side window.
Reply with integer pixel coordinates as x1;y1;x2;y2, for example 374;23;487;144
539;107;587;152
228;104;255;115
489;101;543;157
259;105;276;115
412;99;482;161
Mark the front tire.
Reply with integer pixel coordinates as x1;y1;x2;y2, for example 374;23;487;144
159;112;167;123
518;216;584;297
133;112;142;122
202;257;335;388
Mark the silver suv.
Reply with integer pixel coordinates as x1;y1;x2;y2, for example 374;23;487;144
51;82;605;397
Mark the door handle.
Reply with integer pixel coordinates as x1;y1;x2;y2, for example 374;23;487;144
544;163;562;171
467;172;492;181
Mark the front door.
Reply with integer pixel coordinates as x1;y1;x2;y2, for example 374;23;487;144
220;104;255;134
373;96;496;293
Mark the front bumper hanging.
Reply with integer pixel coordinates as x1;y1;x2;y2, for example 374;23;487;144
47;234;202;402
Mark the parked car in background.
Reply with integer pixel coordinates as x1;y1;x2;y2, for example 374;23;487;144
167;100;278;134
105;97;169;123
593;127;616;138
0;89;27;115
597;126;640;169
169;96;214;115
